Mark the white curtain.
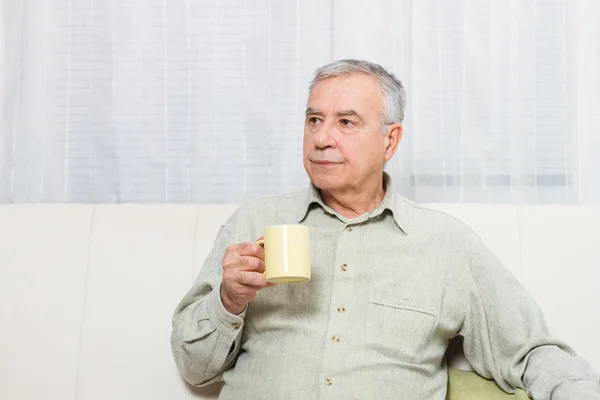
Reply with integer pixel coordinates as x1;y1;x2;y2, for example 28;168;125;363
1;0;599;204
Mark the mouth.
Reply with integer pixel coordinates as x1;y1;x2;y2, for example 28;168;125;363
311;160;340;166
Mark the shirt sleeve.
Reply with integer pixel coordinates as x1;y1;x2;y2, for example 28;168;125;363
170;213;247;387
458;229;600;400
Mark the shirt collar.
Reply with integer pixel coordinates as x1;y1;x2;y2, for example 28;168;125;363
294;172;411;234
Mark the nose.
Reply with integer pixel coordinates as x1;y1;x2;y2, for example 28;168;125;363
315;122;336;149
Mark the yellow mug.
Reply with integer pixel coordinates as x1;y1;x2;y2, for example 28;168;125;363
257;224;311;284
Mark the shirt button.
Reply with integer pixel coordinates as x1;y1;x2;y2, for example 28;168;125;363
340;263;348;272
332;335;340;343
231;322;241;330
346;226;353;232
325;378;333;386
337;306;346;313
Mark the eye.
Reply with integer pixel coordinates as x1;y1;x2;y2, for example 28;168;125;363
308;116;322;125
340;119;354;127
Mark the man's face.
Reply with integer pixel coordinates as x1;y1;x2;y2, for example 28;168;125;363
303;73;390;193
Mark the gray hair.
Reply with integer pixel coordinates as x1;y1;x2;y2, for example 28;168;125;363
308;59;407;131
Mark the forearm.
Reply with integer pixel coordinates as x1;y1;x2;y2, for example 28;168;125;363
521;345;600;399
171;287;245;386
461;230;600;399
552;379;600;400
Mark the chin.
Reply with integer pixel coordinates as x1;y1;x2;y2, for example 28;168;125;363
304;160;346;189
307;171;344;191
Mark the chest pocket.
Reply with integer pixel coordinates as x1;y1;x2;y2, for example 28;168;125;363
365;285;437;364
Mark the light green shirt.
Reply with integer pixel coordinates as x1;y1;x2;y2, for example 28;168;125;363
171;174;600;400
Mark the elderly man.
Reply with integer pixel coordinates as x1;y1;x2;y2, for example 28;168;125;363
171;60;600;399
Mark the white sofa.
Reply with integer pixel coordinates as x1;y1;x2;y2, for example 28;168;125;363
1;204;599;400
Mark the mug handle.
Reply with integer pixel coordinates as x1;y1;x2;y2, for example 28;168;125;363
256;239;266;276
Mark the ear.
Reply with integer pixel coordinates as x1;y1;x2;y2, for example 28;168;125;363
384;123;403;162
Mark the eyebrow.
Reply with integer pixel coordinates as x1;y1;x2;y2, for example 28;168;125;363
305;108;366;123
305;107;323;116
336;109;365;123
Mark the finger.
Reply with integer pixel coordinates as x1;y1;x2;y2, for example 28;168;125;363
246;282;277;291
225;243;238;254
235;270;273;288
238;241;265;259
248;280;277;288
237;255;266;273
223;279;276;302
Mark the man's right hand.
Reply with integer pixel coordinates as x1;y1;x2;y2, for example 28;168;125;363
220;241;274;315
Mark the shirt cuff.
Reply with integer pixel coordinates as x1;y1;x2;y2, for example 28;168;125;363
552;379;600;400
206;286;247;340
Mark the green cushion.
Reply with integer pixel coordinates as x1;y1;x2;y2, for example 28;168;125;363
447;368;530;400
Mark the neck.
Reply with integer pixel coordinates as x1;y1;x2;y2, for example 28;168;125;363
319;176;386;219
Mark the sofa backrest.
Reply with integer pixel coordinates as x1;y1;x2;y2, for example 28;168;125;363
1;204;598;400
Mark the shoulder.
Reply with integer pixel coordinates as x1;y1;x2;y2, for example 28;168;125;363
226;188;308;229
396;196;474;240
240;188;306;216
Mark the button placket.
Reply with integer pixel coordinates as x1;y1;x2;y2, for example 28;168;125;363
319;224;354;384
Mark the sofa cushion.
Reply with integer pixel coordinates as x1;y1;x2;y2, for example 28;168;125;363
447;368;530;399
